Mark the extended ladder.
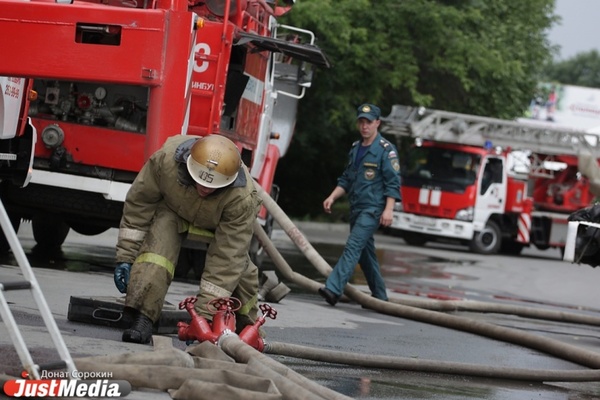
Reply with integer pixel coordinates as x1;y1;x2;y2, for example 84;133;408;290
0;198;76;380
381;105;600;158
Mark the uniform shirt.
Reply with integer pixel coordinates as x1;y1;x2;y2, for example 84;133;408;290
338;133;401;210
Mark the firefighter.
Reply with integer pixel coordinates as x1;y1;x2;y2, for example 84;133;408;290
568;151;600;267
318;103;401;306
113;135;262;344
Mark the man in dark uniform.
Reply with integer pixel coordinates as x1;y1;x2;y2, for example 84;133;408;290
318;103;401;306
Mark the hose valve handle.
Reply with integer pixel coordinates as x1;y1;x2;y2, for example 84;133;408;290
259;303;277;320
179;296;197;312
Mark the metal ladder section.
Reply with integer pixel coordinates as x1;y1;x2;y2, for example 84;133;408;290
0;199;76;380
381;105;600;158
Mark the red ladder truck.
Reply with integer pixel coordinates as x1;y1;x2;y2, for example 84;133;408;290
0;0;329;273
380;105;600;255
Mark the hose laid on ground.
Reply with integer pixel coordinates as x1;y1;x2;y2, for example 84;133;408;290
266;341;600;382
73;336;344;400
254;183;600;326
220;336;352;400
385;295;600;326
253;183;600;374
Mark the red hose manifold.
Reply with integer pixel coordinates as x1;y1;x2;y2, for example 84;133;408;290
177;296;277;351
238;303;277;352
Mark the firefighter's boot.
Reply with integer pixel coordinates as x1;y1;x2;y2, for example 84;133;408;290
122;313;153;344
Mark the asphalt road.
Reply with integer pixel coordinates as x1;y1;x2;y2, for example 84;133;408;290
1;221;600;399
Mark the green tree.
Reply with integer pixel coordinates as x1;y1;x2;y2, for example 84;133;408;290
275;0;557;219
543;50;600;87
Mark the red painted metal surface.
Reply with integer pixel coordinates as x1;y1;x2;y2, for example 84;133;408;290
32;118;146;172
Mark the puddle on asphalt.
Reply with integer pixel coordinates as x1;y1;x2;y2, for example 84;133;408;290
267;242;600;311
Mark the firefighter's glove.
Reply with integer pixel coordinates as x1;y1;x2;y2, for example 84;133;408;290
114;263;132;293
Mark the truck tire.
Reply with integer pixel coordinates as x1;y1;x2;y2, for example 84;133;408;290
0;214;21;254
68;223;110;236
32;213;70;249
469;220;501;255
2;183;123;230
499;240;524;255
403;232;427;247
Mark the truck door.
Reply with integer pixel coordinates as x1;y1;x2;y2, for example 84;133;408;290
475;157;507;222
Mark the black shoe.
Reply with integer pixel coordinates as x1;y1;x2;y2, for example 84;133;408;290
318;287;340;306
122;313;153;344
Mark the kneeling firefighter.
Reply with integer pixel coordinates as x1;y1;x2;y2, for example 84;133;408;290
113;134;262;344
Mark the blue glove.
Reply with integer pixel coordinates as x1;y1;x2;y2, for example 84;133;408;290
114;263;132;293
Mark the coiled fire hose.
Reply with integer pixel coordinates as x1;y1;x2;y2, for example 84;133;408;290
253;182;600;380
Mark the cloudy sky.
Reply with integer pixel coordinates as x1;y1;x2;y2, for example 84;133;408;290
547;0;600;60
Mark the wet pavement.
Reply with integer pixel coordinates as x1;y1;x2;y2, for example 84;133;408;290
1;221;600;399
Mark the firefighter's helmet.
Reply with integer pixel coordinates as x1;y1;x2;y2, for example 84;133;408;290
186;135;241;188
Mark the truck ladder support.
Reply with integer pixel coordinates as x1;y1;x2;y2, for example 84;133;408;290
0;198;76;380
381;105;600;158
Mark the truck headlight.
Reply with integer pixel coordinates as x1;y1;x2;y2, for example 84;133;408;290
455;207;474;221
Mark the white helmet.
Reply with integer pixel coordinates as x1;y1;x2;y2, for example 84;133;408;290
186;135;241;188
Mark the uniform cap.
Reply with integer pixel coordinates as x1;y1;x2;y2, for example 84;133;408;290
356;103;381;121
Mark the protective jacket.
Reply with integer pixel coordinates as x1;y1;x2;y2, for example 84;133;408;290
116;135;262;322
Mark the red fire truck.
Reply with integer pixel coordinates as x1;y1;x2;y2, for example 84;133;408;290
380;105;600;255
0;0;329;272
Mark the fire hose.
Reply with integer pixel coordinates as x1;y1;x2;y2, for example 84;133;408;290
73;335;350;400
253;182;600;380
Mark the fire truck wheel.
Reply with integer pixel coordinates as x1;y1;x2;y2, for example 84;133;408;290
0;214;21;254
32;213;70;249
68;223;109;236
403;232;428;247
469;220;501;255
499;240;524;255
